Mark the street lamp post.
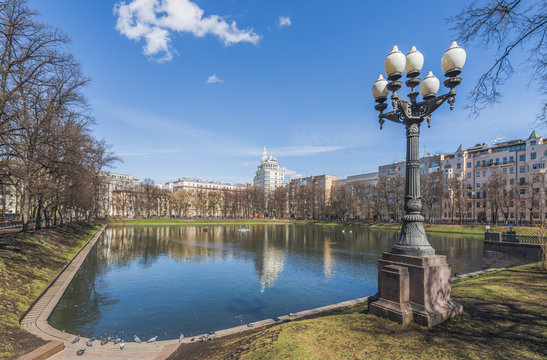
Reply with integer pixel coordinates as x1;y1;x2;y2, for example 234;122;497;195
372;42;466;256
369;42;466;327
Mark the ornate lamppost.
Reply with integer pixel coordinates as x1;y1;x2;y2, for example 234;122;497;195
368;42;466;327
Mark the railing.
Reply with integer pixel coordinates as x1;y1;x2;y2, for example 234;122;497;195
501;232;545;244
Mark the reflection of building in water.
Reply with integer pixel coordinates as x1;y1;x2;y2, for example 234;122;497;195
254;229;285;292
323;237;336;279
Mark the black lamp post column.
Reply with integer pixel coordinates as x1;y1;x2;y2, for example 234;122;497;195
392;120;435;256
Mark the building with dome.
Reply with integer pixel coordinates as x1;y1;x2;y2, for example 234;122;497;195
253;147;286;193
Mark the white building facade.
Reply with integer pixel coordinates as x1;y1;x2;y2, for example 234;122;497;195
253;147;286;193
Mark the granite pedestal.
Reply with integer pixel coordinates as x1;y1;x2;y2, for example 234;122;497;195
369;252;462;327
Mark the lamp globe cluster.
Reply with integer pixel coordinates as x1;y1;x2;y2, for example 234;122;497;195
372;42;466;102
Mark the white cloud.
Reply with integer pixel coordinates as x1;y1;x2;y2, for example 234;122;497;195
278;16;291;27
281;167;302;180
273;146;343;156
114;0;261;62
206;74;223;84
118;149;185;156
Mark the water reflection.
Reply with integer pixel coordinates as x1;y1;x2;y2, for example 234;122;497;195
48;225;483;340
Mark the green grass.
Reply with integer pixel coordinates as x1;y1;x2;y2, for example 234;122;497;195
0;222;103;359
108;218;295;226
169;264;547;360
367;223;545;236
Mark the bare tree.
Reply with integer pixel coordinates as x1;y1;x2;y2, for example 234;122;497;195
450;0;547;122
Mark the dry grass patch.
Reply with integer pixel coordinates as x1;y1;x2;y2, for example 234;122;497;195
0;222;102;359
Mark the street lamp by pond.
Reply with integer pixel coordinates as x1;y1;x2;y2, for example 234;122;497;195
369;42;466;327
372;41;466;256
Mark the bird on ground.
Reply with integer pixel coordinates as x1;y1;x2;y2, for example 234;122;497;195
178;333;184;342
76;349;85;356
208;334;216;341
191;337;195;342
90;337;96;341
247;323;254;327
85;340;92;347
100;339;108;345
114;338;121;344
120;342;125;350
134;335;141;343
71;335;80;344
147;336;157;343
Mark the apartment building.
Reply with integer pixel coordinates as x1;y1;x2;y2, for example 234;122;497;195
165;178;247;193
440;130;547;223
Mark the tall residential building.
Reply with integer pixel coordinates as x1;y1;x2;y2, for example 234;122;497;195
253;147;286;193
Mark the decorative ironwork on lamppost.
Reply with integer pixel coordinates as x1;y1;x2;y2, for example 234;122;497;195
372;42;466;256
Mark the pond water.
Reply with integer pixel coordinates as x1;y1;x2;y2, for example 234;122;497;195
48;224;483;341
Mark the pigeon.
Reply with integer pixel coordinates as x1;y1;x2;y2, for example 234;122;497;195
120;342;125;350
114;338;122;344
247;323;254;328
208;334;216;341
85;340;93;347
71;336;80;344
191;337;195;342
147;336;157;343
134;335;141;343
90;337;96;342
100;339;108;346
76;349;85;356
178;333;184;342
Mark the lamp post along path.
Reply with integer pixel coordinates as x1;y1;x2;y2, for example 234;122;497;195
369;42;466;327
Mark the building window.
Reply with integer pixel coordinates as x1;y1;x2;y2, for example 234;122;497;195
492;169;497;175
531;141;536;145
482;170;486;176
489;159;493;165
519;166;526;173
510;167;514;174
457;163;461;169
476;171;480;177
445;165;452;169
503;157;507;164
503;168;507;174
519;154;526;161
467;172;471;178
509;156;514;162
477;182;480;188
531;152;537;160
467;162;472;168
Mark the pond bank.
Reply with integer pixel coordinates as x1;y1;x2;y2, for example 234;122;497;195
167;263;547;360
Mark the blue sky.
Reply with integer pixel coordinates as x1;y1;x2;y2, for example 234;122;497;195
30;0;545;184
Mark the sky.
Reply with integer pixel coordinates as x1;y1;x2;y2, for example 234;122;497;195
29;0;545;185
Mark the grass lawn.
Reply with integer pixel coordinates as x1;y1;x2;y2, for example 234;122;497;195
0;222;102;360
168;264;547;360
367;223;546;236
108;218;294;225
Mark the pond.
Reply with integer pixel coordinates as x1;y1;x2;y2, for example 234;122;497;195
48;224;483;341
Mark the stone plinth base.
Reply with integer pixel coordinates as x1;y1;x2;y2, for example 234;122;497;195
369;253;462;327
